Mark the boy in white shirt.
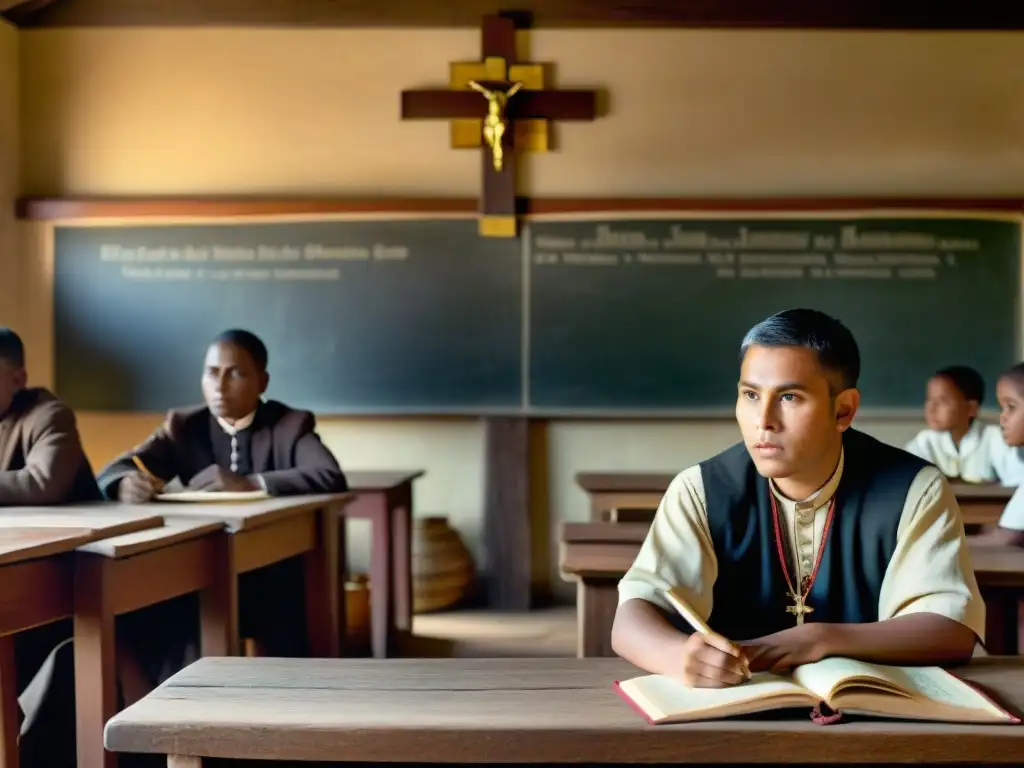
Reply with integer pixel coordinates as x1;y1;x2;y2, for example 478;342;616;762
904;365;1003;482
983;364;1024;544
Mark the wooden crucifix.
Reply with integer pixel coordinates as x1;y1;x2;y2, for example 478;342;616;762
401;14;598;237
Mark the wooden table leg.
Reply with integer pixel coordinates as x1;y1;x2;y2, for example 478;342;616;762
342;492;397;658
303;509;341;658
576;578;618;658
982;588;1019;655
335;514;348;654
199;531;237;658
369;503;395;659
0;635;18;768
74;555;117;768
389;484;413;633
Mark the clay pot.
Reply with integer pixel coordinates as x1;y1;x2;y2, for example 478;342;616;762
412;516;474;613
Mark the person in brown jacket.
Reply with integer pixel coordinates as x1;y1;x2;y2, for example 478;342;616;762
0;329;100;506
0;327;102;767
96;329;348;693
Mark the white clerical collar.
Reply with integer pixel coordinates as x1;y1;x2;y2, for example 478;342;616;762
215;409;256;437
770;446;845;511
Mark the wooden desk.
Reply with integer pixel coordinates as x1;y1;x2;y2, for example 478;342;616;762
560;522;1024;659
952;482;1015;530
970;542;1024;660
150;494;354;660
73;520;228;768
576;471;672;521
343;471;424;659
104;656;1024;765
578;472;1014;528
0;510;163;768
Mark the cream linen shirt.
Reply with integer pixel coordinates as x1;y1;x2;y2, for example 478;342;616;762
617;449;986;641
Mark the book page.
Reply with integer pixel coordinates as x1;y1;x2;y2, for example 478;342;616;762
619;672;813;723
156;490;271;503
792;657;902;701
858;666;1006;716
794;659;1009;720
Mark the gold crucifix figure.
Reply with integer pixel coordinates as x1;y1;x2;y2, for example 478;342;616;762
468;79;523;172
787;592;814;626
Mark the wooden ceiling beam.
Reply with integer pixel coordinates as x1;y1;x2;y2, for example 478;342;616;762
0;0;61;25
4;0;1024;30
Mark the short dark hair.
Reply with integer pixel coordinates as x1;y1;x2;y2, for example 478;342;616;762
740;308;860;391
933;365;985;405
212;329;268;372
0;327;25;368
999;362;1024;396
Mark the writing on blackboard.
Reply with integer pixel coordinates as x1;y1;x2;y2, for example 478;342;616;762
101;243;409;263
120;266;342;281
532;221;979;282
100;241;410;282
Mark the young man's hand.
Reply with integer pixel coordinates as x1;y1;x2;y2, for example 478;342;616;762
742;624;830;673
188;465;258;492
668;631;751;688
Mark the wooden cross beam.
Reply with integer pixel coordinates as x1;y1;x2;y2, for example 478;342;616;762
401;14;598;237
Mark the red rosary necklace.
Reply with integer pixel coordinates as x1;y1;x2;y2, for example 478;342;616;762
769;492;836;625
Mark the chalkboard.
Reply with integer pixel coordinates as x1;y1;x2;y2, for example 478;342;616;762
53;213;1022;415
526;215;1021;412
54;220;524;413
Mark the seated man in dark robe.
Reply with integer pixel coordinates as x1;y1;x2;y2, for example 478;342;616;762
0;327;103;767
612;309;983;688
97;328;347;500
96;329;348;692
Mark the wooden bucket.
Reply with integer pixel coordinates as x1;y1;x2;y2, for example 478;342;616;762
412;516;474;613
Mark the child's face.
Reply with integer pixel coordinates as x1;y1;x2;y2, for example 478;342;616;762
924;376;976;433
998;376;1024;446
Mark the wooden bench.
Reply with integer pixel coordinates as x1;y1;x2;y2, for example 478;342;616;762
559;522;647;657
104;656;1024;765
73;519;229;768
560;521;1024;658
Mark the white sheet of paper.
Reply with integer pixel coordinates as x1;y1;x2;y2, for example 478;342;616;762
155;490;271;503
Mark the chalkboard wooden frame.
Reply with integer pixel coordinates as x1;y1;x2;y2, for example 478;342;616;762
17;196;1024;220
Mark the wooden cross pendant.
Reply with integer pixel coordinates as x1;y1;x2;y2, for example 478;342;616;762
787;593;814;626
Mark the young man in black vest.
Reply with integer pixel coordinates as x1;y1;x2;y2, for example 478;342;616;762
612;308;983;688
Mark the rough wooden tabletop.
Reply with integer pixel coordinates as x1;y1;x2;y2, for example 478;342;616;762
105;657;1024;763
0;526;95;565
126;493;352;532
77;519;224;558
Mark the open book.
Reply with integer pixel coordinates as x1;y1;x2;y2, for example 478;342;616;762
615;657;1018;725
615;587;1018;725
